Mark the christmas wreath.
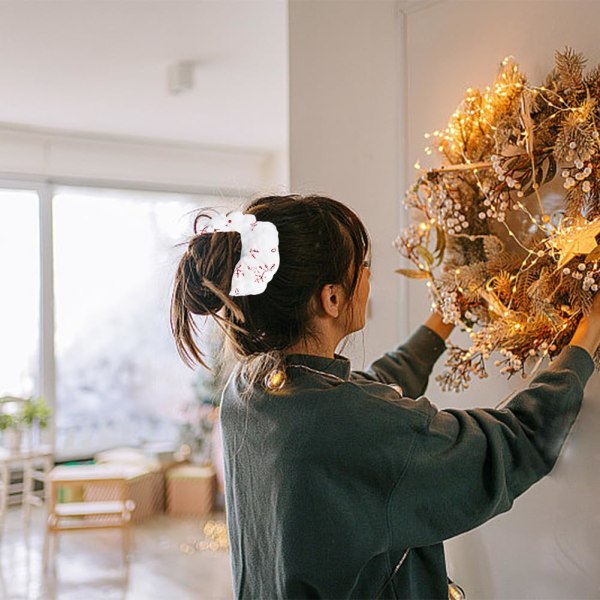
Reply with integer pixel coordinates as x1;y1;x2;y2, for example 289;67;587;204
395;48;600;392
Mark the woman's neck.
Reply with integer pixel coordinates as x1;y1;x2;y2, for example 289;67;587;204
283;340;336;359
284;314;349;358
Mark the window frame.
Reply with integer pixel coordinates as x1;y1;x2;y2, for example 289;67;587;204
0;176;244;459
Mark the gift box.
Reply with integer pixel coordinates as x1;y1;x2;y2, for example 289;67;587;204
139;442;180;474
166;464;216;517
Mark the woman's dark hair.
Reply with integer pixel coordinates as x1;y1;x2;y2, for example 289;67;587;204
170;193;370;390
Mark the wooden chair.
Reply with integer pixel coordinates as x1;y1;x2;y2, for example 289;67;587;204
0;445;53;527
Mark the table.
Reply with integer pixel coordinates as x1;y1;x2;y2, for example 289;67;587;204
0;445;54;526
45;464;138;566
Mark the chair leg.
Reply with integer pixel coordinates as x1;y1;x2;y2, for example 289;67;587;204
121;525;127;564
43;529;57;575
0;464;9;530
23;460;32;526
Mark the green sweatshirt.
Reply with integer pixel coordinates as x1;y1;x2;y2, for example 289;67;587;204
220;326;593;599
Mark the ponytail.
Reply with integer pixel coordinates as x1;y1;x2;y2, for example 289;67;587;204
170;195;370;398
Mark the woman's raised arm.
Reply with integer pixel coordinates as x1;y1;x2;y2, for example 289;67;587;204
350;311;454;397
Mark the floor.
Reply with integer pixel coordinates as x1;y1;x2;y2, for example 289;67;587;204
0;506;234;600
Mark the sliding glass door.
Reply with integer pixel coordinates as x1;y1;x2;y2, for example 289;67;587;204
52;187;232;459
1;181;236;460
0;189;40;398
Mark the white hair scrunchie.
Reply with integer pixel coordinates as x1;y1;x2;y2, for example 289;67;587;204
199;210;280;296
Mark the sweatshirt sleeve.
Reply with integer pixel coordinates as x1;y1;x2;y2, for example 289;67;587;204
388;345;594;549
351;325;447;398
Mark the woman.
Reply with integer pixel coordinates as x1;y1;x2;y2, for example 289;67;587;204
171;194;599;599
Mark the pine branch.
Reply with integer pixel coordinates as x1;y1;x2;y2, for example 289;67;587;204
555;46;587;91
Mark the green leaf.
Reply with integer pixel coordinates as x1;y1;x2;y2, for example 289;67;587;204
395;268;431;279
519;180;536;197
534;163;544;187
433;226;445;255
433;226;446;266
503;155;522;172
543;155;557;184
415;245;434;266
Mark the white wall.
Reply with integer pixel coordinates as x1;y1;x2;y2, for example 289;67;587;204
291;0;600;597
289;0;404;369
0;1;291;195
405;2;600;598
0;1;288;151
0;124;279;196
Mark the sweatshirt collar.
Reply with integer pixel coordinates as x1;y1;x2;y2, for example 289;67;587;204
283;352;351;381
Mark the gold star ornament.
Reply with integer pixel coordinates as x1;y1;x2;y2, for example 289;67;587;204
548;217;600;269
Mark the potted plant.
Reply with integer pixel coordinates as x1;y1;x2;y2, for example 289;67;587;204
0;399;22;452
0;414;15;431
20;397;52;449
0;396;53;452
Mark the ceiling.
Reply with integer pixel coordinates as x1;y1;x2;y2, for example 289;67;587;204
0;0;288;152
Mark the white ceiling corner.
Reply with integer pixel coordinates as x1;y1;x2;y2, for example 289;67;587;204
0;0;288;152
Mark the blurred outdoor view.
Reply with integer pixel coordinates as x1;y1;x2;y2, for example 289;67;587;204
2;186;237;460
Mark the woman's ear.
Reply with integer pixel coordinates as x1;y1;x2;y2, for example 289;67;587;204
320;284;342;318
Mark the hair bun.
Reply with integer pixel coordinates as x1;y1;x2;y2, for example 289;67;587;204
185;229;242;316
170;222;244;369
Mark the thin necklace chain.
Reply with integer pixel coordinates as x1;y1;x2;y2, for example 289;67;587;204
285;363;347;383
287;364;404;397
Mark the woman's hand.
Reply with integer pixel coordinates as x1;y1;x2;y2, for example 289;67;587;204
423;311;455;341
570;292;600;358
